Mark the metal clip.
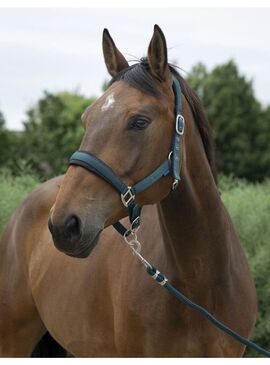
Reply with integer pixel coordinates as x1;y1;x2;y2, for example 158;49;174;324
121;187;135;207
123;222;152;269
176;114;185;135
124;229;141;253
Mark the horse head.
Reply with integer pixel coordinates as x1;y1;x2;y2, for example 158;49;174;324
48;25;180;258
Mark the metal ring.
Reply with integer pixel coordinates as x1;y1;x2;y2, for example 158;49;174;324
176;114;185;135
124;229;137;243
131;217;140;232
168;151;173;161
127;239;141;253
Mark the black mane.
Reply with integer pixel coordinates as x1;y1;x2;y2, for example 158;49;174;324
110;62;217;183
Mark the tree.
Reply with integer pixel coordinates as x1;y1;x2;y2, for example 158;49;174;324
22;91;95;177
0;111;17;168
188;60;268;181
253;106;270;179
0;110;5;126
0;111;9;166
187;62;208;100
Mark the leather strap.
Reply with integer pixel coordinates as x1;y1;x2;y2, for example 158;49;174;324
69;151;128;193
171;76;184;184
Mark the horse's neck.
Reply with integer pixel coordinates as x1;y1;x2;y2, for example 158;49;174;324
157;115;232;286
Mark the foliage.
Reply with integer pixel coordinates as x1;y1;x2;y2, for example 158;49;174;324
0;110;5;126
0;168;39;233
220;175;270;356
0;111;21;169
188;61;270;181
21;91;95;177
0;111;9;165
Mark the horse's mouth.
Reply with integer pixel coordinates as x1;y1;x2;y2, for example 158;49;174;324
55;230;102;259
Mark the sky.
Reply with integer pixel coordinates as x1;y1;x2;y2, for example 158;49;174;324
1;7;270;130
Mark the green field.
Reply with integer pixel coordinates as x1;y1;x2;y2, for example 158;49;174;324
0;170;269;356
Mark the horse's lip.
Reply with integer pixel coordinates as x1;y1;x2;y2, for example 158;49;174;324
60;230;102;259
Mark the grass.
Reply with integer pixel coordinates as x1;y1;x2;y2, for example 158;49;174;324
0;168;40;233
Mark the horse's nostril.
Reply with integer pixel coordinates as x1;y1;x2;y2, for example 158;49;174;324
48;214;83;253
65;214;81;238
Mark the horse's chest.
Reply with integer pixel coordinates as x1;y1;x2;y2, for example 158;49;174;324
111;279;210;356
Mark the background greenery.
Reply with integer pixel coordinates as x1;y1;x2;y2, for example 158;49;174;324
0;59;270;356
187;61;270;181
220;175;270;356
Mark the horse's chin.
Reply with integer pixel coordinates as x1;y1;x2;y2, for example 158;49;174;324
54;230;102;259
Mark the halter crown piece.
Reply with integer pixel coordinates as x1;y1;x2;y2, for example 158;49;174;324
69;74;185;237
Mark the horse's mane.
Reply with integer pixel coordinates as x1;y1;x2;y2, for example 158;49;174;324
109;62;217;184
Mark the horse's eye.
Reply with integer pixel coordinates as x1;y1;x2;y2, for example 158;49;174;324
128;116;151;130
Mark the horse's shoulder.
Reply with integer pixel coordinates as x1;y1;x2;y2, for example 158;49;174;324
18;175;64;222
30;175;63;201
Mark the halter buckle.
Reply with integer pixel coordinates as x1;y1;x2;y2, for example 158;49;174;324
176;114;185;135
121;187;135;207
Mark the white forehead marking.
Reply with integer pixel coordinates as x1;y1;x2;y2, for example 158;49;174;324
101;93;115;112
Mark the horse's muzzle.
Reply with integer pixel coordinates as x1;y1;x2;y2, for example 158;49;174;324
48;214;102;258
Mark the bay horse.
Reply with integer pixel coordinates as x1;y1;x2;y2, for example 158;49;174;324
0;25;257;357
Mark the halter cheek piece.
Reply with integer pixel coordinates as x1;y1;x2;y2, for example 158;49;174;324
69;76;184;236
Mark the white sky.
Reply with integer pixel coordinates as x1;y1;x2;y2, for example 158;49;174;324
1;7;270;130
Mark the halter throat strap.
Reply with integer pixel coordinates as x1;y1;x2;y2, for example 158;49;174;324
69;76;184;235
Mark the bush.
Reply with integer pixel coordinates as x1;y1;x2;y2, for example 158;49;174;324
219;175;270;356
0;169;40;233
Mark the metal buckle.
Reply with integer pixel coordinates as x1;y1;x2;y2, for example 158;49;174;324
121;187;135;207
176;114;185;135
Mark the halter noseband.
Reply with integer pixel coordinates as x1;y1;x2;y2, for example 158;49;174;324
69;75;184;236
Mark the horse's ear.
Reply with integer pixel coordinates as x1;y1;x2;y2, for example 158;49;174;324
147;25;170;83
102;29;129;77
